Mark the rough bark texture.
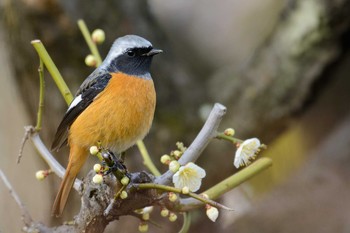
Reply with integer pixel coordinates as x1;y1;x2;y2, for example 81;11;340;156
27;171;158;233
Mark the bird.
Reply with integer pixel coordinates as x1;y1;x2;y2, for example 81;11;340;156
51;35;162;217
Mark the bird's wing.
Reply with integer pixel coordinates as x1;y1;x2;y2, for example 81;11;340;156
51;72;112;151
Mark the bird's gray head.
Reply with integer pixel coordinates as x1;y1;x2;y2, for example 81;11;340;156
100;35;162;78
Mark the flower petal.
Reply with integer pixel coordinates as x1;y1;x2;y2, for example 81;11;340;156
234;138;261;168
172;162;206;192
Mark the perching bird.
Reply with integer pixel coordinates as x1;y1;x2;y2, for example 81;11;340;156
51;35;162;216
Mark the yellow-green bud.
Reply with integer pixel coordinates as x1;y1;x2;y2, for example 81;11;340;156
160;154;171;164
92;174;103;184
85;54;97;67
91;29;105;44
176;141;187;152
121;176;130;186
89;146;99;155
35;170;46;181
224;128;235;136
160;208;169;217
120;190;128;199
173;150;182;159
181;186;190;194
138;222;149;232
168;192;178;202
168;212;177;222
93;164;102;173
142;213;150;221
169;161;180;173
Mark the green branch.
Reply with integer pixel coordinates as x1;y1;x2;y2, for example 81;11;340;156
35;59;45;131
178;158;272;211
77;19;102;65
204;157;272;199
179;212;191;233
31;40;73;105
216;132;243;144
136;141;161;177
135;183;233;211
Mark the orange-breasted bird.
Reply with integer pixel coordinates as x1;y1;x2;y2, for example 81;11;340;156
51;35;162;216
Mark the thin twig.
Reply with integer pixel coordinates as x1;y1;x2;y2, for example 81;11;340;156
17;126;35;164
77;19;102;65
135;183;233;211
155;103;227;185
0;169;33;226
103;198;116;216
35;58;45;131
215;132;243;144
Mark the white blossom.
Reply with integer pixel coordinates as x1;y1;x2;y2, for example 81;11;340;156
234;138;261;168
172;162;206;192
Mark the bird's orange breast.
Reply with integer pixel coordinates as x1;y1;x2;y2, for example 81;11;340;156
68;72;156;153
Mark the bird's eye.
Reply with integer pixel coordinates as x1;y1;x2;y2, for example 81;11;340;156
127;50;135;57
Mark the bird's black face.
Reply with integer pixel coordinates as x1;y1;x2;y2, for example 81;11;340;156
108;46;161;77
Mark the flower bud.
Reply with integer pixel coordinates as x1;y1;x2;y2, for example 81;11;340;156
176;141;187;152
160;208;169;217
121;176;130;186
160;154;171;164
181;186;190;194
142;213;150;221
138;222;149;232
168;192;178;202
85;54;97;67
35;170;46;181
93;164;102;173
173;150;182;159
224;128;235;136
169;160;180;173
168;212;177;222
91;29;105;44
89;145;99;155
206;206;219;222
92;174;103;184
142;206;154;214
120;190;128;199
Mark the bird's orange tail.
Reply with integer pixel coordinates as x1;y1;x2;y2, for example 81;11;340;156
52;145;88;217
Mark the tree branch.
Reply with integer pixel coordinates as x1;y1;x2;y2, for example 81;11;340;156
178;157;273;211
155;103;227;186
29;129;81;190
0;169;33;226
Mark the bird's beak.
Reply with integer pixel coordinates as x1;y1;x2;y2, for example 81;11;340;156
144;48;163;56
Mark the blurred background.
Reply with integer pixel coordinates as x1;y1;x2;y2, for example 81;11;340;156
1;0;350;232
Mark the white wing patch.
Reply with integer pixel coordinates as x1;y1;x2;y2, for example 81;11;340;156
67;94;82;112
